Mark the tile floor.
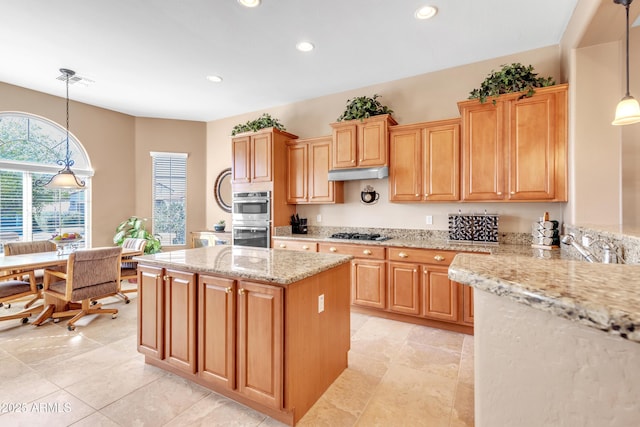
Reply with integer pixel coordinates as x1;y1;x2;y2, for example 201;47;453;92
0;290;474;427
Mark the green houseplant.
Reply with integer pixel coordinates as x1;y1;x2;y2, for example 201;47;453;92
468;63;555;104
336;94;393;122
113;216;162;254
231;113;286;136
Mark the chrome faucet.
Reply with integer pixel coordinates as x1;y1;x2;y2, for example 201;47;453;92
561;234;597;263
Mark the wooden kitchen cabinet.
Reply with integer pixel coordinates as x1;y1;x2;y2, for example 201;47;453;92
137;265;197;375
329;114;397;169
421;266;459;322
458;84;567;201
286;136;343;204
318;242;386;309
387;261;420;315
389;118;460;201
272;238;317;252
462;284;474;324
232;127;299;184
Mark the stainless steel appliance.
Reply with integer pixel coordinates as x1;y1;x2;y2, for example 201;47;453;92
232;191;271;248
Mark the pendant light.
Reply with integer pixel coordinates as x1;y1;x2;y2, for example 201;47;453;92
613;0;640;125
37;68;86;189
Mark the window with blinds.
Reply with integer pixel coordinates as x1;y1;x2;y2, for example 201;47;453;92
151;152;187;246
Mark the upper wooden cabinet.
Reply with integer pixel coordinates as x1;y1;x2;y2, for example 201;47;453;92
232;128;298;184
286;136;344;204
329;114;398;169
457;84;568;202
389;118;460;202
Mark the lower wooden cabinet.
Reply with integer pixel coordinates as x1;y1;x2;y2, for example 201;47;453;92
387;261;420;315
462;284;474;324
421;266;459;322
272;238;317;252
137;265;197;374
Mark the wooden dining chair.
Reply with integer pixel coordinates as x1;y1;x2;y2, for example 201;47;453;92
118;238;147;301
0;270;42;324
43;247;122;331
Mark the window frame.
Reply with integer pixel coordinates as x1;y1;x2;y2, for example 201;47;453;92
150;151;188;247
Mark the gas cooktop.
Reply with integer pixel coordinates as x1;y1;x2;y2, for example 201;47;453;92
329;232;390;241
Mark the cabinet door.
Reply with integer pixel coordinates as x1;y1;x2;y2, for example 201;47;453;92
165;269;197;374
232;136;251;184
461;101;506;200
137;265;164;359
421;265;459;322
462;283;474;325
508;92;556;200
358;119;388;167
286;142;308;203
308;139;335;203
198;275;236;389
332;124;357;169
389;128;421;201
237;281;283;409
251;132;272;182
423;123;460;201
387;261;420;315
351;259;386;309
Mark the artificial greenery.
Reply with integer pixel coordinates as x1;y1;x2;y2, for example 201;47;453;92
336;94;393;122
113;216;162;254
468;63;556;104
231;113;286;136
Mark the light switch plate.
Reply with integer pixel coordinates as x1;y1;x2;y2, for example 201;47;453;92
426;215;433;225
317;214;322;223
318;294;324;313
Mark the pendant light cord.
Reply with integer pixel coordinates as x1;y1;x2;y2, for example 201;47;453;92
625;1;631;97
65;71;70;162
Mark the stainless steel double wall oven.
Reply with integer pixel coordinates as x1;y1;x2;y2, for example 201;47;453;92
232;191;271;248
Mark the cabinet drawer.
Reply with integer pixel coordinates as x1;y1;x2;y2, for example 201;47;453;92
318;243;385;259
273;239;317;252
387;247;456;265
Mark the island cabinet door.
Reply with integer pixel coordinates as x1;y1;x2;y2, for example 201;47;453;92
198;274;236;389
421;265;460;322
237;281;284;409
164;268;197;374
138;265;165;359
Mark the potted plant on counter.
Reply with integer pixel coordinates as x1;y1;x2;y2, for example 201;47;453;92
214;220;226;232
336;94;394;122
468;63;556;105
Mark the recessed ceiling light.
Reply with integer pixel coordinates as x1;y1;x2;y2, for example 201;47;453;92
296;41;314;52
206;75;223;83
415;5;438;20
238;0;261;7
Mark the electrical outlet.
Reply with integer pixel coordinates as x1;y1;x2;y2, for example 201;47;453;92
317;214;322;223
318;294;325;313
426;215;433;225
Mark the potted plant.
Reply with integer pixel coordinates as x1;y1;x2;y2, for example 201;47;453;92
231;113;286;136
468;63;555;104
214;220;226;232
113;216;162;254
336;94;393;122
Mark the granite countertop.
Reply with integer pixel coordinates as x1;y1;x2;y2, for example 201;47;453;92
134;245;352;285
449;253;640;343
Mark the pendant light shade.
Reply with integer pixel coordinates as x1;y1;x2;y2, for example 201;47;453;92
36;68;86;189
613;0;640;125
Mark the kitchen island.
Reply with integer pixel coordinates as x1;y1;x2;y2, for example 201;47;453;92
449;253;640;427
134;245;353;426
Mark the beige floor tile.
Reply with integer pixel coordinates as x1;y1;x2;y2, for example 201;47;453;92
394;340;462;379
69;411;121;427
352;316;414;343
350;312;369;336
347;351;389;382
0;390;96;427
0;354;60;403
296;395;358;427
64;356;167;409
349;334;403;364
457;345;474;387
99;373;211;425
164;392;268;427
407;324;465;353
450;383;474;427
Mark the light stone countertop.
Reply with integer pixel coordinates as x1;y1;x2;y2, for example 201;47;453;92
134;245;352;286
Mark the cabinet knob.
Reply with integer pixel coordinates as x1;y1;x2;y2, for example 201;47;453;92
330;247;337;252
163;275;169;281
510;191;515;195
279;243;286;248
415;194;419;197
155;274;161;279
238;288;245;295
399;252;408;258
497;192;502;196
363;249;372;255
302;245;309;250
351;160;356;163
413;269;417;273
225;287;232;294
434;255;445;261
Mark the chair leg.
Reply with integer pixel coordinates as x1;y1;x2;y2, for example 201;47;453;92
23;292;42;309
0;303;44;323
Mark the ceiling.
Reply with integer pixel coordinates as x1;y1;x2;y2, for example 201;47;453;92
1;0;579;122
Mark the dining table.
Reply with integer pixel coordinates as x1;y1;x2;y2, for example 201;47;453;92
0;247;144;325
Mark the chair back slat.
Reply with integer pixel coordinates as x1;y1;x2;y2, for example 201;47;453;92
121;238;147;252
4;240;56;255
69;247;121;290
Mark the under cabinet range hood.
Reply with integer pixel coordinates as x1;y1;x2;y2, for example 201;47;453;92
327;166;388;181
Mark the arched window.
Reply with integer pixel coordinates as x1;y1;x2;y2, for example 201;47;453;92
0;112;93;250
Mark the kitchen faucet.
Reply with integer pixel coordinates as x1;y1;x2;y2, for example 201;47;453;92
560;234;597;263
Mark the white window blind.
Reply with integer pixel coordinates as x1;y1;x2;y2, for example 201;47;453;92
151;152;187;246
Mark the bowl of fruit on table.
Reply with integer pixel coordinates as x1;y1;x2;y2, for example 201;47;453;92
50;232;83;244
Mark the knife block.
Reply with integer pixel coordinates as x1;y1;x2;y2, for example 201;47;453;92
292;218;307;234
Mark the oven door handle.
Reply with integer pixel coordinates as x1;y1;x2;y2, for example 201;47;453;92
233;200;269;204
233;226;269;231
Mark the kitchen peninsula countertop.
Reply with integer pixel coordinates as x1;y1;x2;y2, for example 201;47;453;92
134;245;352;285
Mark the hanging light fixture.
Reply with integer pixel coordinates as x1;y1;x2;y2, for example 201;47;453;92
37;68;86;189
613;0;640;125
